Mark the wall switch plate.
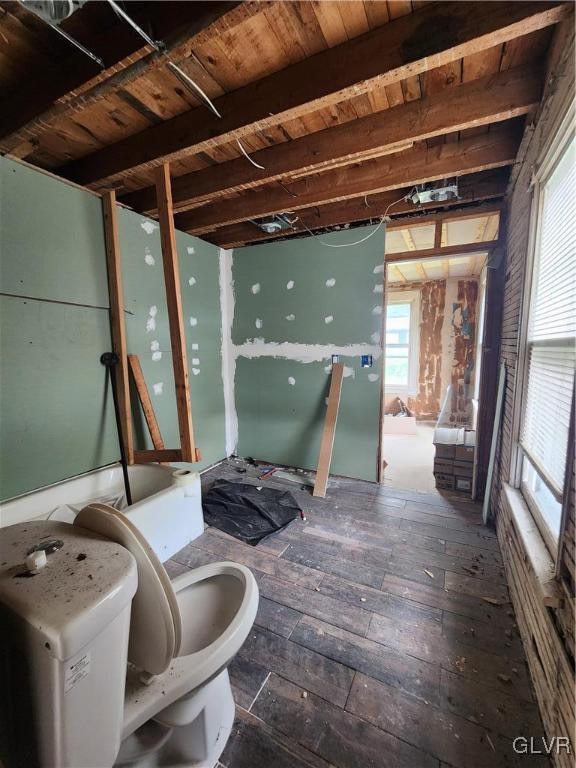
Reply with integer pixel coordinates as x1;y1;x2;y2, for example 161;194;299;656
361;355;373;368
332;354;339;364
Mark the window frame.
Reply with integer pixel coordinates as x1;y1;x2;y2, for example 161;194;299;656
384;290;420;396
509;100;575;560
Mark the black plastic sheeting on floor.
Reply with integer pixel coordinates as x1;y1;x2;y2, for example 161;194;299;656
202;480;301;545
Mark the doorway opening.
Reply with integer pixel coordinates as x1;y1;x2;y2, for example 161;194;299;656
379;208;499;496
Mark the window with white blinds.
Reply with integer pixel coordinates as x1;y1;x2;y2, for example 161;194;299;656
520;131;576;544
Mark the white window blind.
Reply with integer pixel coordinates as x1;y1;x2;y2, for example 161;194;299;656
520;134;576;499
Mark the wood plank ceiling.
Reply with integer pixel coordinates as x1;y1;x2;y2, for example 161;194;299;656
0;0;571;248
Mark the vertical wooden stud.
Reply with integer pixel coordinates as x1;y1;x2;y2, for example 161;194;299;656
102;190;134;464
155;163;198;462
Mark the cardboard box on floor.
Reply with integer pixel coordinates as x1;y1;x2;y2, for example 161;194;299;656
433;427;475;492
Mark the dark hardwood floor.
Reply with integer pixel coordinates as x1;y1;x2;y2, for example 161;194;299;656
166;459;548;768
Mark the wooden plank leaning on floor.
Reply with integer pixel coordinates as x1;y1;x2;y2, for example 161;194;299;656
102;190;134;464
128;354;165;451
155;162;200;463
313;363;344;498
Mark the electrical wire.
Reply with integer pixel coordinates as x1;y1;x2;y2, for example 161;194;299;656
106;0;163;52
167;62;222;118
236;139;266;169
299;217;385;248
19;1;104;67
297;192;410;248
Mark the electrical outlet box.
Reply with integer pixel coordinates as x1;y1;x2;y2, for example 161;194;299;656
361;355;373;368
332;354;339;364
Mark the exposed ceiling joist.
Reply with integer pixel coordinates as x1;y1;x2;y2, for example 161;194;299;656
123;63;541;215
0;2;245;149
176;125;521;234
386;241;496;264
385;202;502;232
204;170;509;248
57;1;568;187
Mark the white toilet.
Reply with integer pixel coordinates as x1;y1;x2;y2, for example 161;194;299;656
0;502;259;768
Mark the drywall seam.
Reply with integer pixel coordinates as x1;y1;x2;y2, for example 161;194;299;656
233;341;382;363
219;248;238;455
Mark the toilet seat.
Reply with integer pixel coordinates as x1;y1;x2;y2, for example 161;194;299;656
75;502;182;675
74;502;259;750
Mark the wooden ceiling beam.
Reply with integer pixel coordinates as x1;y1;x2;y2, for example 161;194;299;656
175;125;521;234
123;63;541;215
204;170;509;248
385;202;502;231
387;241;498;264
58;1;568;187
0;2;245;149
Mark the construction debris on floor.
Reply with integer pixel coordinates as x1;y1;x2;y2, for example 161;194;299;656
164;457;548;768
202;479;301;545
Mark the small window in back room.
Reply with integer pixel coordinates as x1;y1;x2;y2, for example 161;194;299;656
519;131;575;554
385;292;419;394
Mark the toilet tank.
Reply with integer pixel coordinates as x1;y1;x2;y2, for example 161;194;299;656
0;520;137;768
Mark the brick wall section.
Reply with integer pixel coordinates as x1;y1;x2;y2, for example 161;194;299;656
489;17;575;764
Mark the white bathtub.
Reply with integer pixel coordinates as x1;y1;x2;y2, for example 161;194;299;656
0;463;204;562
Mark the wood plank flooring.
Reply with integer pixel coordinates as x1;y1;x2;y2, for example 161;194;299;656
167;459;549;768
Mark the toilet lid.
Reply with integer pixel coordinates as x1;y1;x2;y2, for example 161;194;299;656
74;503;182;675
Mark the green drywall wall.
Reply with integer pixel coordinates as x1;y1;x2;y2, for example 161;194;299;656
118;209;225;471
0;296;119;499
232;230;382;345
232;226;385;482
0;158;109;307
0;157;225;500
0;157;117;500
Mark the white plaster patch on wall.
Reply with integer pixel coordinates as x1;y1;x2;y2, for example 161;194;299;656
325;396;329;405
192;368;200;376
146;305;158;333
288;376;296;386
286;314;295;322
371;331;381;344
251;282;261;294
372;305;383;315
187;246;195;255
252;337;265;344
324;365;332;374
286;280;294;290
188;276;197;286
368;373;379;382
373;284;384;293
150;340;162;362
255;318;263;329
152;382;163;395
325;278;336;287
219;248;238;456
144;247;155;266
343;366;355;379
192;357;200;365
189;317;198;327
192;343;199;351
234;342;382;364
373;263;384;274
324;315;334;324
141;220;159;235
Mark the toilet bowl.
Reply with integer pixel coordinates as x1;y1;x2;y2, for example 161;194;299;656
74;502;259;767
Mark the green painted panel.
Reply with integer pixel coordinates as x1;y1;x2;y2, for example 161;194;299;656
0;296;118;500
232;225;385;345
118;209;225;470
0;157;109;306
0;158;226;500
235;357;381;482
233;226;385;482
